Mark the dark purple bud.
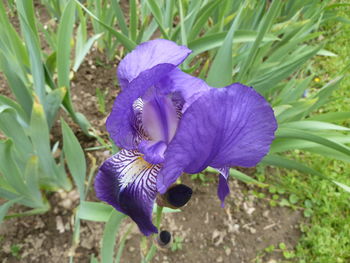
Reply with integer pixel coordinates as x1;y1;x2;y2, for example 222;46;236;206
164;184;192;208
157;230;172;247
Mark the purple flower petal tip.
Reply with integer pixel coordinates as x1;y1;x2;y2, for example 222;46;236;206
118;39;191;87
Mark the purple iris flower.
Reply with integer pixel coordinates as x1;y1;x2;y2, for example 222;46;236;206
95;39;277;236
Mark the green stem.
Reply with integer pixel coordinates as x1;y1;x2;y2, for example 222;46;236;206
142;206;163;263
115;224;134;263
155;205;163;228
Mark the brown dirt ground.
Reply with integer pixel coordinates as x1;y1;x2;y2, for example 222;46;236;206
0;2;304;263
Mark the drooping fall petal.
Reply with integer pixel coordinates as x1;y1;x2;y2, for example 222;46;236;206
157;83;277;193
95;149;160;236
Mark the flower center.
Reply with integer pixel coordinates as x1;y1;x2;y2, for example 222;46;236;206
142;95;179;144
138;93;180;164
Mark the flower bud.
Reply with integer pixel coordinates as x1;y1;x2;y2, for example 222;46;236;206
157;184;192;208
156;230;172;248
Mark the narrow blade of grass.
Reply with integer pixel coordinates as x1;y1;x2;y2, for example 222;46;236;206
129;0;137;41
101;211;125;263
206;3;245;87
74;0;136;51
237;0;282;83
262;154;323;177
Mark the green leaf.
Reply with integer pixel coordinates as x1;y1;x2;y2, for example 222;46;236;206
308;76;343;113
74;0;136;51
129;0;137;41
276;99;318;123
309;112;350;122
251;46;321;94
187;0;221;41
0;0;29;65
289;194;299;205
0;199;21;225
16;0;46;111
111;0;128;36
207;3;245;87
77;201;113;222
188;31;279;56
229;168;266;187
178;0;187;46
237;0;282;83
101;210;126;263
0;106;32;160
4;205;50;220
24;155;43;205
16;0;38;36
57;1;93;136
280;120;350;131
30;102;70;190
276;128;350;157
0;140;30;198
153;205;180;214
0;52;32;117
62;119;86;200
270;136;350;156
146;0;168;38
115;224;132;263
205;167;265;186
0;96;28;123
164;0;175;31
90;255;99;263
333;181;350;193
73;33;103;72
317;49;337;57
262;154;323;177
46;87;67;128
57;0;75;90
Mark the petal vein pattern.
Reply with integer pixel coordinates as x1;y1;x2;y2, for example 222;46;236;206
95;149;161;236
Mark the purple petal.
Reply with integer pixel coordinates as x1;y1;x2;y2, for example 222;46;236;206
139;140;167;164
142;92;179;143
94;149;161;236
156;69;211;112
216;167;230;208
107;63;176;149
118;39;191;89
157;83;277;193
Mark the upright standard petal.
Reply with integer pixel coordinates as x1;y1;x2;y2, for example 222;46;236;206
95;149;161;236
157;83;277;193
142;93;179;143
156;68;211;112
117;39;191;89
107;63;176;149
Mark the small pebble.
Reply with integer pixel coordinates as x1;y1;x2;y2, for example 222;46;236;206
263;210;270;218
60;199;72;209
216;256;223;262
